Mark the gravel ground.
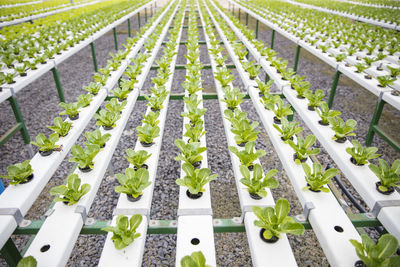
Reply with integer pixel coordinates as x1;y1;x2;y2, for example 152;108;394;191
1;1;399;267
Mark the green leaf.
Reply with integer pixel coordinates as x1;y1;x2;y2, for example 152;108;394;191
275;198;290;223
17;256;37;267
376;234;398;259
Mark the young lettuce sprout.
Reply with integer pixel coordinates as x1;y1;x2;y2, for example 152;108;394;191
125;149;152;170
181;251;211;267
145;95;167;111
0;160;34;185
327;117;357;142
184;122;207;143
31;133;60;155
85;129;111;148
302;163;339;193
59;102;81;120
293;81;311;99
136;124;160;146
17;256;37;267
184;94;202;108
222;87;245;110
76;93;93;108
316;102;341;126
214;66;234;87
120;79;137;91
253;198;305;242
260;94;280;110
101;214;142;250
141;111;160;127
175;139;207;166
346;140;380;166
94;109;121;130
69;144;100;171
47;117;72;137
350;234;400;267
115;168;151;200
105;98;127;114
112;87;130;101
230;119;260;145
83;82;101;95
377;75;396;88
224;108;247;123
176;163;218;196
273;118;303;142
304;89;325;110
369;159;400;194
240;164;278;199
50;174;91;206
181;104;207;125
256;79;274;96
288;135;320;164
229;141;266;170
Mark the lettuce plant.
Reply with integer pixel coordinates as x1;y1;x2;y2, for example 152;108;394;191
101;214;142;250
222;87;245;110
243;60;261;79
112;87;130;101
229;141;266;169
136;124;160;145
273;118;303;142
302;163;339;193
175;139;207;166
93;73;107;86
224;108;247;123
316;102;341;125
145;95;167;111
256;79;274;96
59;102;81;120
181;104;207;125
350;234;400;267
83;82;101;95
94;110;120;129
0;160;34;185
141;111;160;127
176;163;218;195
327;117;357;142
214;66;234;87
182;81;203;95
47;117;72;137
293;81;310;98
150;86;169;98
85;129;111;148
115;168;151;199
77;93;93;108
288;135;320;164
272;99;293;122
240;164;278;198
377;75;396;88
181;251;210;267
69;144;100;171
31;133;60;154
369;159;400;194
230;118;260;145
120;79;137;91
17;256;37;267
260;94;280;110
184;94;202;108
387;66;400;78
184;122;206;143
253;198;305;242
346;140;380;166
50;174;91;206
125;149;152;170
215;55;228;67
105;98;127;114
305;89;325;110
354;63;368;74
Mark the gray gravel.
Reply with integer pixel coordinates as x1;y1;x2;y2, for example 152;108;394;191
1;2;399;267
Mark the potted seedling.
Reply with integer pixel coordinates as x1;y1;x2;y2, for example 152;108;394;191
83;82;101;95
243;61;261;80
215;55;228;67
112;87;130;101
181;251;210;267
4;72;16;84
230;119;260;146
229;141;266;170
214;67;234;87
47;117;72;137
272;99;293;124
0;160;34;185
176;163;218;199
93;73;107;86
302;163;339;193
125;149;152;170
17;256;37;267
136;124;160;147
175;139;207;168
377;75;396;88
145;95;167;111
141;111;160;127
181;104;207;125
316;102;341;126
50;174;91;206
240;164;278;200
346;140;380;166
273;118;303;142
105;98;127;114
184;94;202;108
69;144;100;172
260;94;280;111
184;122;207;143
15;65;27;77
94;109;121;130
150;86;169;98
77;93;93;108
369;159;400;195
115;168;151;202
327;117;357;143
224;108;247;123
350;234;400;267
253;198;305;243
59;102;81;120
288;135;320;164
354;63;368;74
85;129;111;148
305;89;325;111
387;66;400;78
256;79;274;97
31;133;60;156
293;81;310;99
101;214;142;250
222;87;245;110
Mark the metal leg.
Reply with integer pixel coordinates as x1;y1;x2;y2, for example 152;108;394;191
246;13;248;26
271;29;275;49
145;7;147;23
255;20;259;39
293;45;301;72
90;42;98;73
366;97;385;147
113;27;118;51
238;8;240;20
51;67;65;102
151;5;153;17
138;12;141;29
265;73;270;82
232;6;234;15
327;70;341;108
128;18;131;37
1;238;22;267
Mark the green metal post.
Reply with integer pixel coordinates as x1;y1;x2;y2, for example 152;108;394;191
246;13;248;26
271;29;275;49
366;97;385;147
145;7;147;23
90;42;98;73
255;20;259;39
265;73;270;82
232;6;234;15
8;96;30;145
127;18;131;37
293;45;301;72
138;12;141;29
1;238;22;267
51;67;65;103
238;8;240;20
113;27;118;51
327;70;341;108
151;5;153;17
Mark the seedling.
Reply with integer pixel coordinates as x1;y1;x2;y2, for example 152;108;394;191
69;144;100;171
288;135;320;164
229;141;266;169
83;82;101;95
31;133;60;155
175;139;207;166
17;256;37;267
184;94;202;108
214;66;234;87
224;108;247;123
302;163;339;192
272;99;293;121
387;66;400;78
346;140;380;166
120;79;137;91
50;174;91;206
59;102;81;120
243;60;261;79
93;73;107;86
105;98;127;114
316;102;341;125
181;251;211;267
125;149;152;169
273;118;303;142
141;111;160;127
101;214;142;250
377;75;396;88
115;168;151;199
182;81;203;95
369;159;400;194
230;119;260;145
240;164;278;198
184;122;207;143
0;160;34;185
77;94;93;108
112;87;130;101
354;63;368;74
150;86;169;98
222;87;245;110
293;81;310;98
181;104;207;125
256;79;274;96
327;117;357;142
47;117;72;137
136;124;160;145
305;89;325;110
260;94;280;110
85;129;111;148
253;198;305;242
94;110;121;129
145;95;167;111
176;163;218;195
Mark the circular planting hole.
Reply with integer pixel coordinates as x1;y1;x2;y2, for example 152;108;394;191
334;226;344;233
191;238;200;245
40;244;50;252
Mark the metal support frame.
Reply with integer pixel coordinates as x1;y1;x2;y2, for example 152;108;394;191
145;7;147;23
255;19;259;39
327;70;341;108
51;67;65;103
138;12;141;29
1;238;22;267
90;42;98;73
128;18;131;38
245;12;248;26
270;29;275;49
293;44;301;73
113;27;118;51
238;7;240;20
